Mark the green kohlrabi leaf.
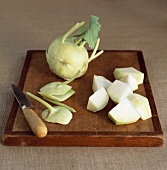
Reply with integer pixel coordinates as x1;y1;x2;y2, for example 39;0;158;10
73;15;101;49
83;15;101;49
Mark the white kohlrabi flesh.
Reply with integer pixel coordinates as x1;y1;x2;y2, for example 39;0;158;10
46;15;103;80
107;80;133;104
87;87;109;112
128;93;152;120
120;75;138;91
108;98;140;125
92;75;112;92
113;67;144;85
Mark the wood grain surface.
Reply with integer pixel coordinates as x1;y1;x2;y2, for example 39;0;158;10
2;50;164;146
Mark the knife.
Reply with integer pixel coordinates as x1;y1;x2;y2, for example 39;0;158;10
12;84;48;138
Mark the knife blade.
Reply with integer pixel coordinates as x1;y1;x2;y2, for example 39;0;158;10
12;84;48;138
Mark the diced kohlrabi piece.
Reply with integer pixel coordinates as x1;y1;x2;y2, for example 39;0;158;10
120;75;138;91
108;98;140;125
87;87;109;112
92;75;112;92
113;67;144;85
107;80;133;103
128;93;152;120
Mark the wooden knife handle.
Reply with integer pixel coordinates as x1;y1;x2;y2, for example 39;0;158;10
22;107;48;138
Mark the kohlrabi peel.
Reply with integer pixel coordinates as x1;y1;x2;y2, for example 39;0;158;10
40;83;72;95
42;106;72;125
46;15;103;80
39;71;79;102
38;89;75;102
26;92;73;125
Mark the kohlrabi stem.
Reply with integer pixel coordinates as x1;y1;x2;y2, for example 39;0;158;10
75;37;83;45
80;41;86;47
88;38;100;63
89;50;104;62
61;70;80;85
26;92;54;111
88;38;104;63
62;22;85;43
44;97;76;113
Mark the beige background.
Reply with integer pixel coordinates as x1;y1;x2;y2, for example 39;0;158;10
0;0;167;169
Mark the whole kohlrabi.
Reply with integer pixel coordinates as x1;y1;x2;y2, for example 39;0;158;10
46;15;103;80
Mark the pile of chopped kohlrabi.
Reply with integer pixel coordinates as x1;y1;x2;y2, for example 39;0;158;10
46;15;103;80
87;67;152;125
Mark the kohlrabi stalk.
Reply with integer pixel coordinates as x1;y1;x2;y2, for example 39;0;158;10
43;97;76;113
27;91;76;113
26;92;56;118
62;22;85;43
61;70;80;85
26;92;73;125
88;38;104;63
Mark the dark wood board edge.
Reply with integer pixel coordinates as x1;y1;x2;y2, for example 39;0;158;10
2;50;164;146
137;51;163;133
3;131;164;147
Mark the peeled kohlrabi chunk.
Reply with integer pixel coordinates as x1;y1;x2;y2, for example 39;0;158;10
92;75;112;92
107;80;133;103
108;98;140;125
87;87;109;112
128;93;152;120
113;67;144;85
120;75;138;91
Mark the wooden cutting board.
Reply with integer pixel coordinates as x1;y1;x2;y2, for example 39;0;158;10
3;50;164;146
